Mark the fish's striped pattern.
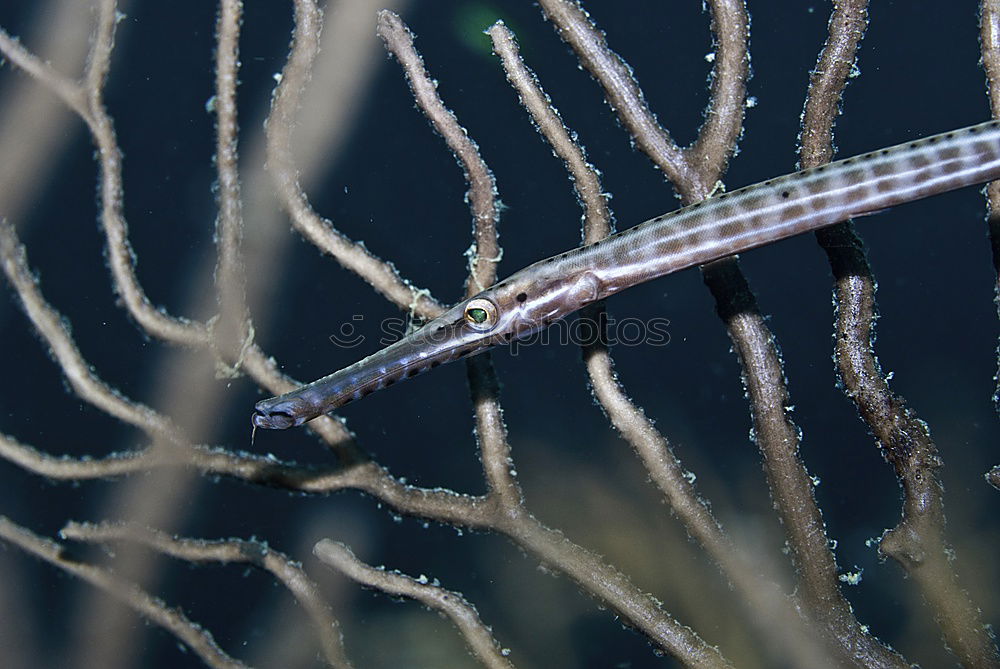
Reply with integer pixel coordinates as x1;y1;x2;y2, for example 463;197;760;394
537;121;1000;297
253;121;1000;429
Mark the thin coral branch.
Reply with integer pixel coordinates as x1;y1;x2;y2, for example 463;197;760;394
211;0;253;375
538;0;747;202
0;432;177;480
314;539;512;669
796;0;878;634
536;0;704;200
0;0;205;347
84;0;118;97
0;2;356;454
507;514;734;669
0;219;182;442
872;400;1000;668
266;0;444;322
0;517;247;669
0;430;489;519
84;0;208;347
0;25;88;118
61;521;354;669
487;21;611;238
377;10;500;295
686;0;750;185
465;353;524;517
799;0;869;167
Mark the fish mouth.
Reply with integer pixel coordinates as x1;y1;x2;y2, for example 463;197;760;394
252;407;297;430
252;395;316;430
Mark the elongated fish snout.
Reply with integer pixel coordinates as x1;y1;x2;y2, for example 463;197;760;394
252;396;317;429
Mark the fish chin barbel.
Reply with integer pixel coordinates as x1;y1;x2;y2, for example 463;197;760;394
253;121;1000;429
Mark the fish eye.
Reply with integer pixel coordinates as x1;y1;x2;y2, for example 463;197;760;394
463;297;498;331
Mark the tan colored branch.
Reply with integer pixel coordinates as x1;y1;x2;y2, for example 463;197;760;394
315;539;511;669
0;0;359;452
377;10;500;295
799;1;998;666
537;0;702;200
488;21;611;239
62;521;353;668
687;0;750;185
210;0;253;374
266;0;444;322
0;517;247;669
0;219;182;442
798;4;912;665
